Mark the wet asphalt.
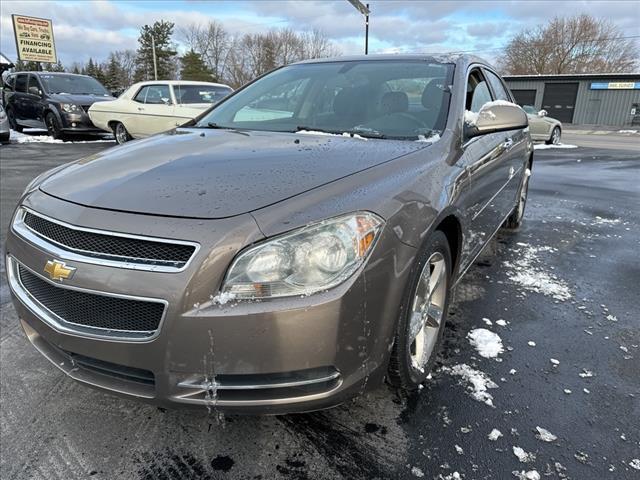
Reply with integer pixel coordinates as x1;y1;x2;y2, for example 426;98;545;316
0;133;638;480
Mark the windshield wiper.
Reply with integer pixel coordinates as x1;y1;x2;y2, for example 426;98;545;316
344;128;386;139
294;126;342;135
205;122;232;129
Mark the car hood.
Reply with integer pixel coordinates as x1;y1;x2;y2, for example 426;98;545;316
40;128;428;219
48;93;115;105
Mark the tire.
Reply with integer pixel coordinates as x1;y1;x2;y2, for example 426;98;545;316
388;230;452;390
45;112;64;140
6;108;22;132
113;122;131;145
0;131;9;144
504;165;531;229
546;126;560;145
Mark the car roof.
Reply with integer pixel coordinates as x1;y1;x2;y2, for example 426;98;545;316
291;53;494;70
132;80;232;89
9;71;93;78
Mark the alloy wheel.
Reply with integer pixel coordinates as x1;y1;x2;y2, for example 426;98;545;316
408;252;448;372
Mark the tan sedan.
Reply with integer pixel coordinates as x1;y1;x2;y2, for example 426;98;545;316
88;80;233;144
522;105;562;144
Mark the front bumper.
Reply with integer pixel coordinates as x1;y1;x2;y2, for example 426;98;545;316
59;111;104;134
5;190;411;413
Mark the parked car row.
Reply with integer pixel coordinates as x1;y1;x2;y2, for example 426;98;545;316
1;71;233;142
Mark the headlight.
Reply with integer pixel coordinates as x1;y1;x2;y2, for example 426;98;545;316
221;212;384;299
60;103;80;113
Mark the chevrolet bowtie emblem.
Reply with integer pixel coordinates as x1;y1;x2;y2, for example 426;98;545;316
44;260;76;281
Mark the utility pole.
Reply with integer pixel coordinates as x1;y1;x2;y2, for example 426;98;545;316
365;3;369;55
346;0;371;55
151;35;158;80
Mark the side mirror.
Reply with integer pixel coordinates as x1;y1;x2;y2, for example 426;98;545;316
465;103;529;139
538;109;548;117
28;86;41;96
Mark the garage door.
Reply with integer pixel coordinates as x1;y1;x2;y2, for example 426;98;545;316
511;89;536;107
541;83;579;123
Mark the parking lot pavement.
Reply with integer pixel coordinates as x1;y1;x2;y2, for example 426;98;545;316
1;138;639;480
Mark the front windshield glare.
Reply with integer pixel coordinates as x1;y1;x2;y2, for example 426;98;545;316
40;74;110;96
196;60;453;139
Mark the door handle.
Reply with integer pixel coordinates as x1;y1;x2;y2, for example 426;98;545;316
137;107;145;111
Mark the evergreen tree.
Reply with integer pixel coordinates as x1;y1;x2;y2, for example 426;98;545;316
104;53;124;92
48;59;65;72
14;60;42;71
179;50;212;81
134;20;177;81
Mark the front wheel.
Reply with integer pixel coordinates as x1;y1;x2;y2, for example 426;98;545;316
45;112;64;140
546;126;560;145
113;122;131;145
6;108;22;132
388;230;452;390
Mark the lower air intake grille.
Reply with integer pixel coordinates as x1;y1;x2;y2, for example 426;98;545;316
18;265;164;334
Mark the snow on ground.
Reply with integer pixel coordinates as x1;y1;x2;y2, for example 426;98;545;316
488;429;503;441
9;129;113;144
533;143;578;150
441;364;498;407
535;426;557;442
495;319;507;327
411;466;424;477
618;130;638;134
629;459;640;470
503;243;572;301
467;328;504;358
512;446;536;462
512;470;540;480
592;216;621;225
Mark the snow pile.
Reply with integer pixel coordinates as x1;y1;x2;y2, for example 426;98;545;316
512;471;540;480
495;319;507;327
629;459;640;470
464;110;479;125
503;243;572;301
442;363;498;406
513;446;536;463
592;216;620;225
579;369;593;378
535;426;557;442
467;328;504;358
533;143;578;150
619;130;638;134
488;429;503;441
10;129;113;144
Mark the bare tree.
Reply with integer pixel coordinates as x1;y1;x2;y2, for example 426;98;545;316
500;14;638;74
113;50;137;87
179;21;231;82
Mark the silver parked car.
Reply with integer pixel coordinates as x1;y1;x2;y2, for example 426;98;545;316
522;105;562;144
0;103;10;143
6;55;533;414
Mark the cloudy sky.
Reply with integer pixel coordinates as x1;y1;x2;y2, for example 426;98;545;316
1;0;638;66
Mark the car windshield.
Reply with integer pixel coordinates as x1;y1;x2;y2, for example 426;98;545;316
195;60;454;139
174;84;232;104
39;74;110;96
522;105;537;115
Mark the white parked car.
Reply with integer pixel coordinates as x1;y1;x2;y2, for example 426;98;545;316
88;80;233;144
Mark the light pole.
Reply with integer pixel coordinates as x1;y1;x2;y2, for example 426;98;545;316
346;0;371;55
151;35;158;80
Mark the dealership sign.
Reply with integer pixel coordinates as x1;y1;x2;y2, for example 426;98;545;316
11;14;57;63
590;82;640;90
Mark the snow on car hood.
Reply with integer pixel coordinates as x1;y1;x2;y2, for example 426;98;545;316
40;128;426;219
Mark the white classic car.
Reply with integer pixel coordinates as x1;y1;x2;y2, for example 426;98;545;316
88;80;233;144
522;105;563;144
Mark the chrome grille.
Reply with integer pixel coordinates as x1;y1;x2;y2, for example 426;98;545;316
18;265;164;335
22;210;196;269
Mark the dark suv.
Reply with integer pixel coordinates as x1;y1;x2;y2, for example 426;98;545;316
2;72;115;139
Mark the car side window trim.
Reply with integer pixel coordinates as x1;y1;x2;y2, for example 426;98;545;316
460;65;496;147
